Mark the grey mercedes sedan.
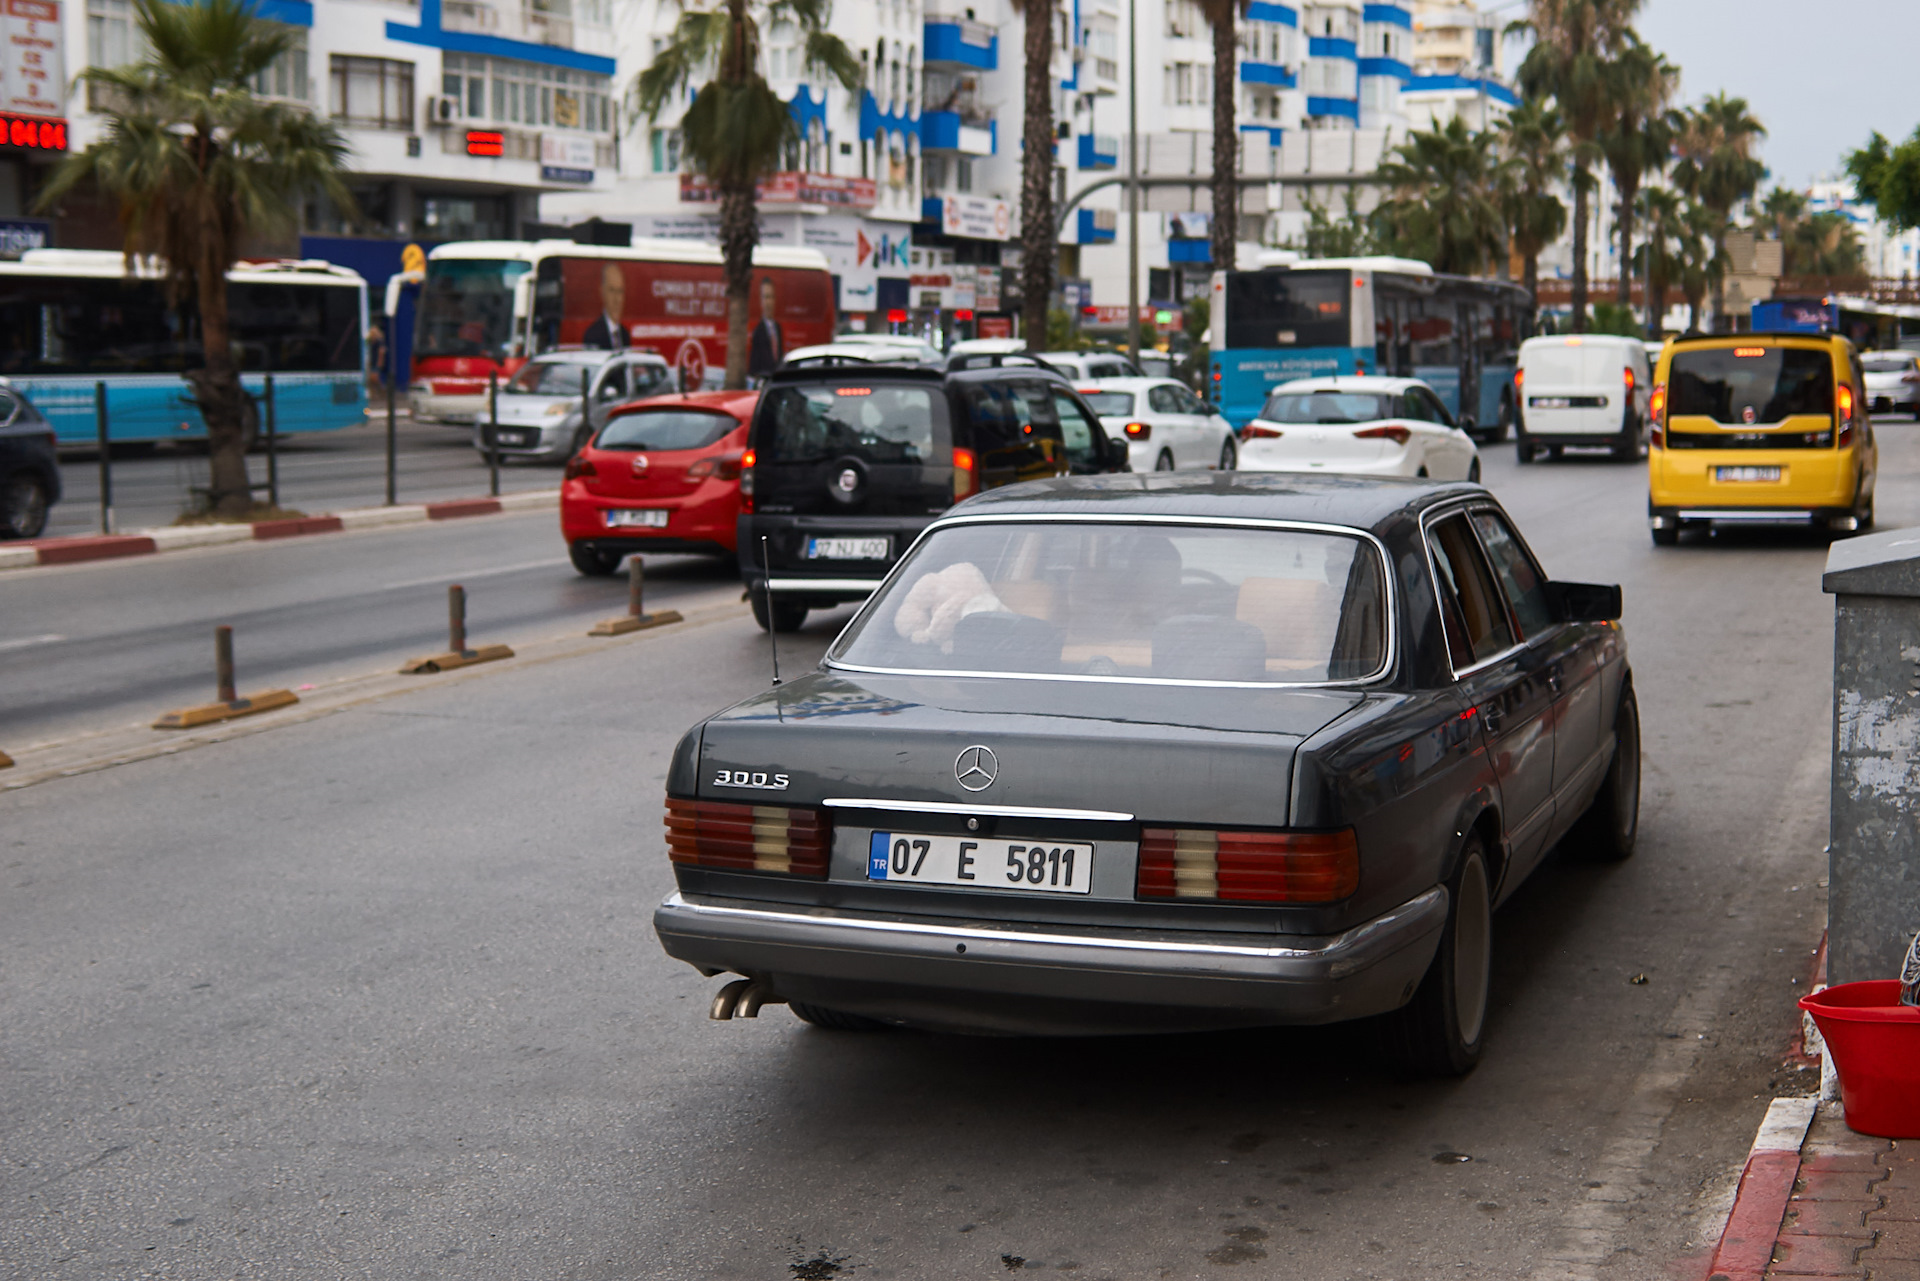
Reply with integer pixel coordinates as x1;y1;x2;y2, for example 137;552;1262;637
654;473;1637;1074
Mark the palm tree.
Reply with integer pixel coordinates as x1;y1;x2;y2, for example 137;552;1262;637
1672;92;1767;329
1011;0;1055;350
1676;197;1723;332
635;0;860;387
1514;0;1641;332
1760;185;1807;241
1202;0;1248;271
1372;117;1505;275
1597;33;1676;309
1633;185;1686;336
1497;97;1569;302
37;0;352;517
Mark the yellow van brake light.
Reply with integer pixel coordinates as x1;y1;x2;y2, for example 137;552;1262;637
1837;383;1856;447
1649;382;1666;448
1733;347;1766;358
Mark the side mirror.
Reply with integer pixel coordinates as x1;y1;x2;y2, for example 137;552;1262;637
1548;580;1622;623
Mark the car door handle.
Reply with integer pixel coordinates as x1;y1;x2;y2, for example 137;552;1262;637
1480;706;1503;734
1547;670;1563;695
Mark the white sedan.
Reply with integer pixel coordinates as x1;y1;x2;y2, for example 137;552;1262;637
1237;376;1481;482
1078;377;1240;471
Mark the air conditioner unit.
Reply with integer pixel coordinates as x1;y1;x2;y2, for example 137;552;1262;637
427;95;457;126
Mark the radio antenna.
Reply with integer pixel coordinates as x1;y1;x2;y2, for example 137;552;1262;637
759;536;782;688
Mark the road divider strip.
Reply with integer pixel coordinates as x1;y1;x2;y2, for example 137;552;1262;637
5;489;557;571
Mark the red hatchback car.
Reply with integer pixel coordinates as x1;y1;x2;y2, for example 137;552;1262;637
561;390;758;575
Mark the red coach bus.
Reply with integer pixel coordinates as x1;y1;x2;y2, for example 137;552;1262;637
406;239;835;424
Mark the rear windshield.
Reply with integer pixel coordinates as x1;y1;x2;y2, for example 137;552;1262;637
758;383;939;464
962;379;1067;450
1260;391;1392;424
1668;347;1833;422
598;409;735;452
830;522;1388;684
1864;356;1914;374
1083;391;1135;416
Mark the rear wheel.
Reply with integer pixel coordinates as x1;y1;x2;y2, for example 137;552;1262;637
790;1001;890;1031
1516;437;1537;464
569;543;623;576
0;473;49;539
1651;524;1679;547
1217;436;1237;471
1154;449;1176;471
1467;458;1482;483
1612;415;1646;461
751;592;809;633
1385;834;1492;1076
1571;681;1640;861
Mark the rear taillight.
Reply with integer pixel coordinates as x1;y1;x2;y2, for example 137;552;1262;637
952;446;979;500
1240;423;1283;439
1837;383;1856;447
739;447;756;510
1513;368;1524;392
664;799;829;878
1354;424;1412;446
1136;827;1359;902
1649;382;1666;449
1124;421;1151;440
1623;365;1635;393
687;451;744;481
563;453;596;480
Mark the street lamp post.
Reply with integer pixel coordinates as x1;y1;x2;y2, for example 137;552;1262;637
1125;0;1139;368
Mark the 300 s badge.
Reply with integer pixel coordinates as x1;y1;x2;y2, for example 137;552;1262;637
712;769;790;790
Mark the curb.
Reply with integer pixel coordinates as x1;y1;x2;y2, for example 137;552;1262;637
5;490;555;571
1708;1097;1819;1281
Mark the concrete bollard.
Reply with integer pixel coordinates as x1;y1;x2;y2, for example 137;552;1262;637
1822;530;1920;985
589;555;682;635
401;582;513;673
154;624;298;728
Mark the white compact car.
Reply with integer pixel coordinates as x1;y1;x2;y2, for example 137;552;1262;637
1039;350;1142;381
1079;377;1240;471
1862;349;1920;418
1236;376;1480;481
475;350;674;463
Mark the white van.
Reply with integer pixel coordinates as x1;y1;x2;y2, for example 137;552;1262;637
1514;334;1652;462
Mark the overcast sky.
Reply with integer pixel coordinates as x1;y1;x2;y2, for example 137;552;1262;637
1501;0;1919;192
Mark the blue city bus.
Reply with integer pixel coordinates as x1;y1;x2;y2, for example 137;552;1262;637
1210;256;1534;438
1753;295;1920;351
0;250;367;445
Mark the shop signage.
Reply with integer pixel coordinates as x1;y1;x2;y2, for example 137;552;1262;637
939;195;1013;241
540;134;594;183
679;172;877;209
0;215;46;256
2;0;62;126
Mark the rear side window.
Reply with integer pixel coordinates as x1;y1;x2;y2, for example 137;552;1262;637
963;380;1064;450
1083;391;1134;416
1429;514;1515;668
759;384;940;464
1469;510;1553;637
599;409;736;452
1668;347;1833;423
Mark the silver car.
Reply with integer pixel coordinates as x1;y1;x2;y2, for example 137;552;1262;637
1862;349;1920;419
472;350;674;463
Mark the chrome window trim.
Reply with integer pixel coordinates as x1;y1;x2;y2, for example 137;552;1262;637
824;798;1135;821
1418;498;1535;681
821;511;1398;690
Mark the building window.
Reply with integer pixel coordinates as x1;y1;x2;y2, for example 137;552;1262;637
87;0;144;68
252;28;309;101
330;56;415;130
443;54;613;132
650;127;681;173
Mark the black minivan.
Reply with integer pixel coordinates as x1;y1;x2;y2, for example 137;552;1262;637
738;357;1129;631
0;383;60;539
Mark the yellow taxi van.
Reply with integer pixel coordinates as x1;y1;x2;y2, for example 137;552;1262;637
1648;331;1877;546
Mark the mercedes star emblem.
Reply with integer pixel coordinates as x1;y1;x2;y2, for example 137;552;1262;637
954;744;998;791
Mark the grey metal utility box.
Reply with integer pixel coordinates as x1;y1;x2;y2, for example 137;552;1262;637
1822;529;1920;985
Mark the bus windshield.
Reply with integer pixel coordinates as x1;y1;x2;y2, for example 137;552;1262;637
1224;270;1350;349
416;259;530;360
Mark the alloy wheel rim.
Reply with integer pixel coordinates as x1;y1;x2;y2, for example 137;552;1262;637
1453;854;1491;1046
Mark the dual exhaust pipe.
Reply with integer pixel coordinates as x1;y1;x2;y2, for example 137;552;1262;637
709;977;785;1021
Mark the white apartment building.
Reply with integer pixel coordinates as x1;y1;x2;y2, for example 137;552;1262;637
1807;178;1920;280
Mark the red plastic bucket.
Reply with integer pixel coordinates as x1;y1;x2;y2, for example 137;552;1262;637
1799;980;1920;1139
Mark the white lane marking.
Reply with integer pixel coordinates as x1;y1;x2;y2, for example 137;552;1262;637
1525;731;1829;1281
382;558;569;591
0;633;65;652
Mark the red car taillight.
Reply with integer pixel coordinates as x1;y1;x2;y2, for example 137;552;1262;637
563;453;597;480
1240;423;1282;439
1837;382;1856;447
1649;382;1666;449
1354;424;1411;446
664;799;830;878
687;450;744;481
952;446;979;500
1136;827;1359;902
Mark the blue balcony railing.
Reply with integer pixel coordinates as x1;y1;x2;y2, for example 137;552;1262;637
924;15;997;69
1077;133;1117;169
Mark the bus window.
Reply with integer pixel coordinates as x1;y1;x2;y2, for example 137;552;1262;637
1224;269;1350;350
417;257;531;361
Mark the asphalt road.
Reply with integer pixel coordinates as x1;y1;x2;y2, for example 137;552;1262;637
6;425;1915;1280
42;410;559;540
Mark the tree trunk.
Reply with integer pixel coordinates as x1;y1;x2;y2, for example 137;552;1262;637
1523;251;1539;310
190;230;250;517
1615;177;1636;308
1709;227;1729;331
718;178;757;388
1018;0;1054;351
1209;14;1237;273
1647;268;1667;338
1570;164;1589;333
